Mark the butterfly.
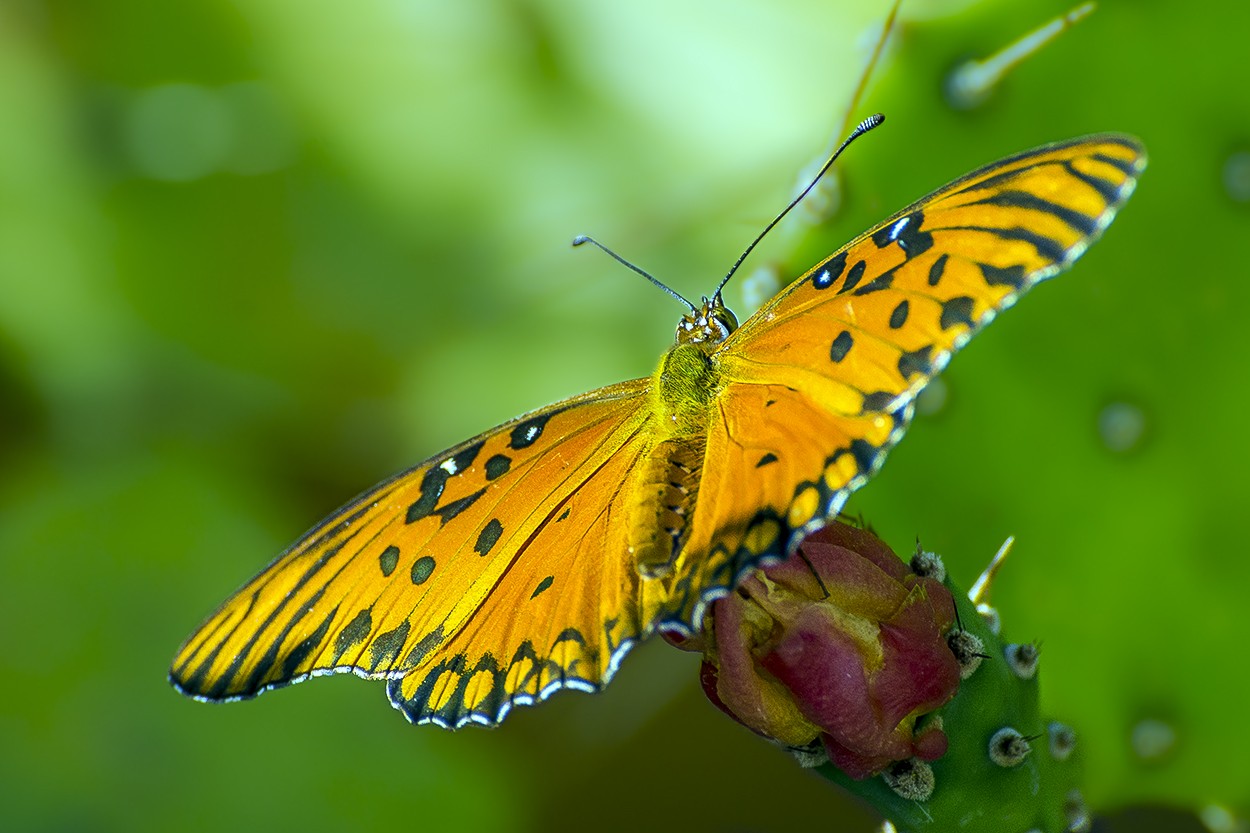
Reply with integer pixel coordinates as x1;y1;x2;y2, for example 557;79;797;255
170;126;1145;729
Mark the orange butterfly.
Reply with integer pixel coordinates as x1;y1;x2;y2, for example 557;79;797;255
171;126;1144;729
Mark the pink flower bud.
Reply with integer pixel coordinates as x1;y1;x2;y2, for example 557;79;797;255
684;522;960;780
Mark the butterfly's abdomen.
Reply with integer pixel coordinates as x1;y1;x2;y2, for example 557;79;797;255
627;343;720;578
628;437;706;578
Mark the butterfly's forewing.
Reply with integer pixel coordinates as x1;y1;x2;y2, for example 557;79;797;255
660;135;1146;629
171;380;655;727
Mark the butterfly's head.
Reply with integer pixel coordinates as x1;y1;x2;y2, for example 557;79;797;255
676;295;738;345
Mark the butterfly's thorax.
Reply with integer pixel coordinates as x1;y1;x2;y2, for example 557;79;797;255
627;312;729;579
655;341;719;433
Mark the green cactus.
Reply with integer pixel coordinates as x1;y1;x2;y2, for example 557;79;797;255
815;541;1087;833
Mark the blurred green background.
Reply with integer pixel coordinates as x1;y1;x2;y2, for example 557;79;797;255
1;0;1247;831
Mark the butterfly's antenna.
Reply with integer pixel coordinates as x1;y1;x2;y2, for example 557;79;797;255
713;113;886;299
573;235;697;312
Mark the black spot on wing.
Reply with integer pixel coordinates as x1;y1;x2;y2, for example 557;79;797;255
898;345;933;380
940;296;976;330
849;439;880;476
369;620;410;671
756;452;779;468
333;607;373;661
830;331;854;363
379;545;400;577
811;251;847;289
510;413;554;449
556;508;570;522
871;211;934;257
531;576;554;599
861;391;897;413
450;441;485;473
980;263;1027;289
842;259;867;293
970;189;1097;235
434;487;486;526
851;265;898;296
405;469;445;524
899;227;934;257
889;300;909;329
928;253;949;287
485;454;512;480
872;222;895;248
410;555;435;585
475;519;503;556
407;443;486;524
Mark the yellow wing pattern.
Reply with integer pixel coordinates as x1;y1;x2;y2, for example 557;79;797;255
658;135;1146;632
172;381;656;727
172;134;1145;728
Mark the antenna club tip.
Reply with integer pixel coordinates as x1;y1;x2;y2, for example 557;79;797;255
571;235;589;247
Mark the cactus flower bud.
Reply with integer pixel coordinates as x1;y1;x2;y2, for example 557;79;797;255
675;521;961;780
